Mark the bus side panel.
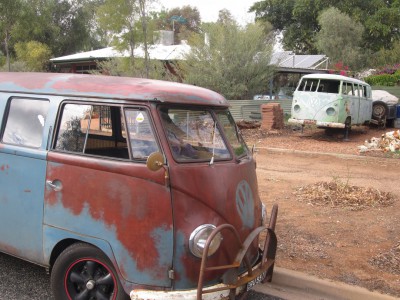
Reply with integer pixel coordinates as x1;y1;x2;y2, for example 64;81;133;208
0;148;46;263
44;152;174;288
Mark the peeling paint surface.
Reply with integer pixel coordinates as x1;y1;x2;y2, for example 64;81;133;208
291;91;372;126
0;73;228;107
169;159;261;289
45;152;173;287
0;151;46;262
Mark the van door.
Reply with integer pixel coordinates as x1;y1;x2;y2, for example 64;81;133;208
44;103;173;287
0;98;50;262
347;83;361;124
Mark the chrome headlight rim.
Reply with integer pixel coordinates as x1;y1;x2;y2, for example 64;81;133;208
189;224;222;258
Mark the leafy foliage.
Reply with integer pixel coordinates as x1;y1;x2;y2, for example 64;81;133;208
316;7;365;70
0;0;22;70
93;57;177;81
14;0;105;57
371;41;400;67
250;0;400;65
180;22;274;99
364;63;400;86
155;5;201;44
14;41;52;71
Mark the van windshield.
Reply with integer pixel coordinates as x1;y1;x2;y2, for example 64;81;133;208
298;79;340;94
160;108;248;162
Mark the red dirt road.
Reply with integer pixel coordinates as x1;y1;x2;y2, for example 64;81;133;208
255;148;400;297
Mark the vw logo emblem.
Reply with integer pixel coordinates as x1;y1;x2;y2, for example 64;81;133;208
235;180;254;228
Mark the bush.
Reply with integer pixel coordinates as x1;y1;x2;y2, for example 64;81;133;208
365;73;400;86
364;63;400;86
14;41;52;71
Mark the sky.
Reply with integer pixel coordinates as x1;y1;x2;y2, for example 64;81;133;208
157;0;259;25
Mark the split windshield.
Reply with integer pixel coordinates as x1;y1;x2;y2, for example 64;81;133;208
160;107;248;162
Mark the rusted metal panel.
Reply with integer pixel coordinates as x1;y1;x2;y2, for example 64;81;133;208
44;152;174;287
0;72;229;107
168;159;262;289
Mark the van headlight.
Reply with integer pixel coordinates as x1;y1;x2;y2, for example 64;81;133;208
189;224;222;258
326;107;336;116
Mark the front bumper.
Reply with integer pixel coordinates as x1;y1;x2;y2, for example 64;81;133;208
130;205;278;300
288;118;346;128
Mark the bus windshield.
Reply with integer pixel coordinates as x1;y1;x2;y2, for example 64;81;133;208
160;107;248;162
298;79;340;94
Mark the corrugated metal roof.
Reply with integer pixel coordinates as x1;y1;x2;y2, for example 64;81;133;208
51;43;191;63
271;51;328;69
51;47;328;71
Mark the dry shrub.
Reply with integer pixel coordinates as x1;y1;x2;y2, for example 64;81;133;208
295;180;396;211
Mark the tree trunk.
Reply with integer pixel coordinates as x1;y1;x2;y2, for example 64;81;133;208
4;31;10;71
139;0;149;78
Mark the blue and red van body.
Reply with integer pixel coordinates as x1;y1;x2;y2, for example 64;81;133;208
0;72;277;299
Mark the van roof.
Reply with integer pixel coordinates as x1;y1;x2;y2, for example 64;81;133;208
0;72;229;107
300;74;369;86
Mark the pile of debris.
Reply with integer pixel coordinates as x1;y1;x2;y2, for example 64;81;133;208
295;180;396;211
358;130;400;153
260;103;284;131
369;242;400;275
236;120;260;129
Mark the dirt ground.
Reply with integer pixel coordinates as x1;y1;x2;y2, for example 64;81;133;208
242;125;400;298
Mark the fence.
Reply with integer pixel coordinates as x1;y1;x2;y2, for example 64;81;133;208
228;99;293;121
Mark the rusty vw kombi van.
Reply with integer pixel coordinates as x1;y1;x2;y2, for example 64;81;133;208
0;72;277;300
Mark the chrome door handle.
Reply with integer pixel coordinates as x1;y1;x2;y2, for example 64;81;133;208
46;180;62;191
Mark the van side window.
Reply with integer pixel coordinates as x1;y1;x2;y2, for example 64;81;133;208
54;103;129;159
317;80;340;93
2;98;49;148
125;109;159;159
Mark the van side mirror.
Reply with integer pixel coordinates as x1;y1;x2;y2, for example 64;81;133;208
146;152;164;172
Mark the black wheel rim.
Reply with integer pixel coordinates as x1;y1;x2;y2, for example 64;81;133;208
64;258;117;300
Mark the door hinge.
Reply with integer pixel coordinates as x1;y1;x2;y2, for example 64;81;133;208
168;269;175;280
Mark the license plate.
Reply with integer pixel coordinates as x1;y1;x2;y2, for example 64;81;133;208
246;271;267;291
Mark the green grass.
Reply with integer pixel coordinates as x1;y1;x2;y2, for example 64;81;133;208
372;86;400;99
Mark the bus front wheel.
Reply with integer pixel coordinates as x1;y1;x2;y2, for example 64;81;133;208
51;243;129;300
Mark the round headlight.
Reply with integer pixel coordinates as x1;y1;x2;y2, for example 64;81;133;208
189;224;222;258
294;104;301;113
326;107;336;116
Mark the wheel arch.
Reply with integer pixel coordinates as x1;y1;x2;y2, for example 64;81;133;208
345;116;351;126
44;226;117;273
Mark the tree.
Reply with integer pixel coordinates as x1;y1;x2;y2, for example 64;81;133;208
250;0;400;55
157;6;201;44
217;9;237;26
180;22;275;100
316;7;365;70
372;40;400;67
250;0;324;53
0;0;22;70
97;0;163;77
97;0;139;68
13;0;105;57
14;41;52;71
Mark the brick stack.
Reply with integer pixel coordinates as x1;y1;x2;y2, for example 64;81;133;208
261;103;284;130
